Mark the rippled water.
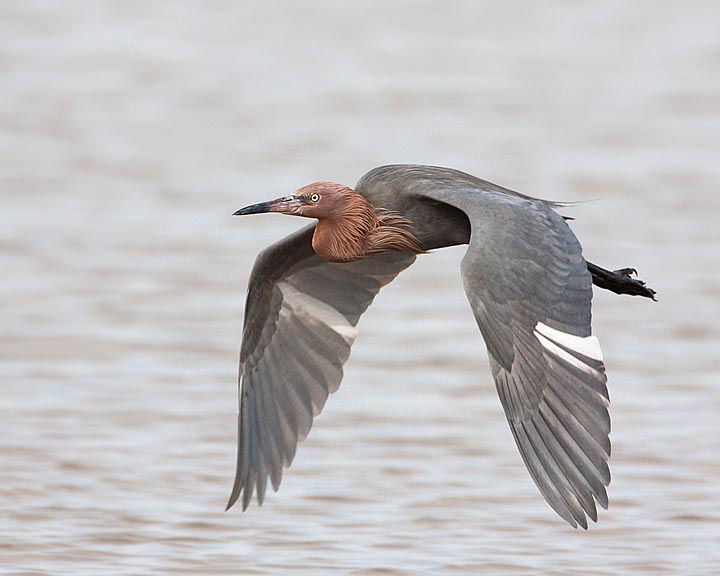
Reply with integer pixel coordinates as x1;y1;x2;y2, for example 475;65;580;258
2;2;720;574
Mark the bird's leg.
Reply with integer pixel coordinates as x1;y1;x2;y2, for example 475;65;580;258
586;261;657;300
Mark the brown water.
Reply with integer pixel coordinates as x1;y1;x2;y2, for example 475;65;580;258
2;2;720;574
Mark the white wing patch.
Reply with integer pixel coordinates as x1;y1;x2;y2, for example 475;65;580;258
534;321;604;378
330;324;359;341
534;321;603;361
279;282;359;345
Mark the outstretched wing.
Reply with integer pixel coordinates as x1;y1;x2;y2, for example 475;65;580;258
227;225;416;511
411;182;610;529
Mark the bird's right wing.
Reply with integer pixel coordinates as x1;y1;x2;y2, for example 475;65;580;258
227;225;416;511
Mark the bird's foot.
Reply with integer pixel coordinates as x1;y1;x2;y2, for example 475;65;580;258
586;262;657;300
613;268;657;300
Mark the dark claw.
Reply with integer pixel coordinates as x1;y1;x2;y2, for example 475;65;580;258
614;268;638;277
586;262;657;301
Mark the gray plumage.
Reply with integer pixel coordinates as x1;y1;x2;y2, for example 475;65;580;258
227;164;644;528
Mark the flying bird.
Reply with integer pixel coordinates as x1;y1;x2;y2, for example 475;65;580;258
227;164;655;528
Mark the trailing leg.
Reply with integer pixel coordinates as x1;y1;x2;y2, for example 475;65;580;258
586;261;656;300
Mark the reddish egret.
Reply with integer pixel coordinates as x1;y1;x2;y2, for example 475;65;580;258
227;164;655;528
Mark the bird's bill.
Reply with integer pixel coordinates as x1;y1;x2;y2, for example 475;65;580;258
233;195;303;216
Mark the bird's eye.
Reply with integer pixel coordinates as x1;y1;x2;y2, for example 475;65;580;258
309;193;320;203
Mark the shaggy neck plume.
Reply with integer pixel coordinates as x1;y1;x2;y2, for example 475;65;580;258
310;187;424;263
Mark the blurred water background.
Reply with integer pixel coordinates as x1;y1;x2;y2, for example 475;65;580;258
2;1;719;574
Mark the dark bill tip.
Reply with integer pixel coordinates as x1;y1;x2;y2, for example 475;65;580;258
233;195;302;217
233;202;272;216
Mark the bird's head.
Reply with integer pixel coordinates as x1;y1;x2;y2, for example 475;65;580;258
234;182;361;220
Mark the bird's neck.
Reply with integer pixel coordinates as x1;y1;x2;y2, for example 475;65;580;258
312;196;424;263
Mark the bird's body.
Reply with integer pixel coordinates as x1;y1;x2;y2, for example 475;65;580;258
228;164;655;528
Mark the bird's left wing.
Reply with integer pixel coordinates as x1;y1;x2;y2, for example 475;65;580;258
405;181;611;529
227;224;416;511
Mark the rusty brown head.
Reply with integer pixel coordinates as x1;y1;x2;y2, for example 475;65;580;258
235;181;424;262
234;182;356;219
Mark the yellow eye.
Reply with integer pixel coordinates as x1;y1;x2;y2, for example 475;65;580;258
309;193;320;203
